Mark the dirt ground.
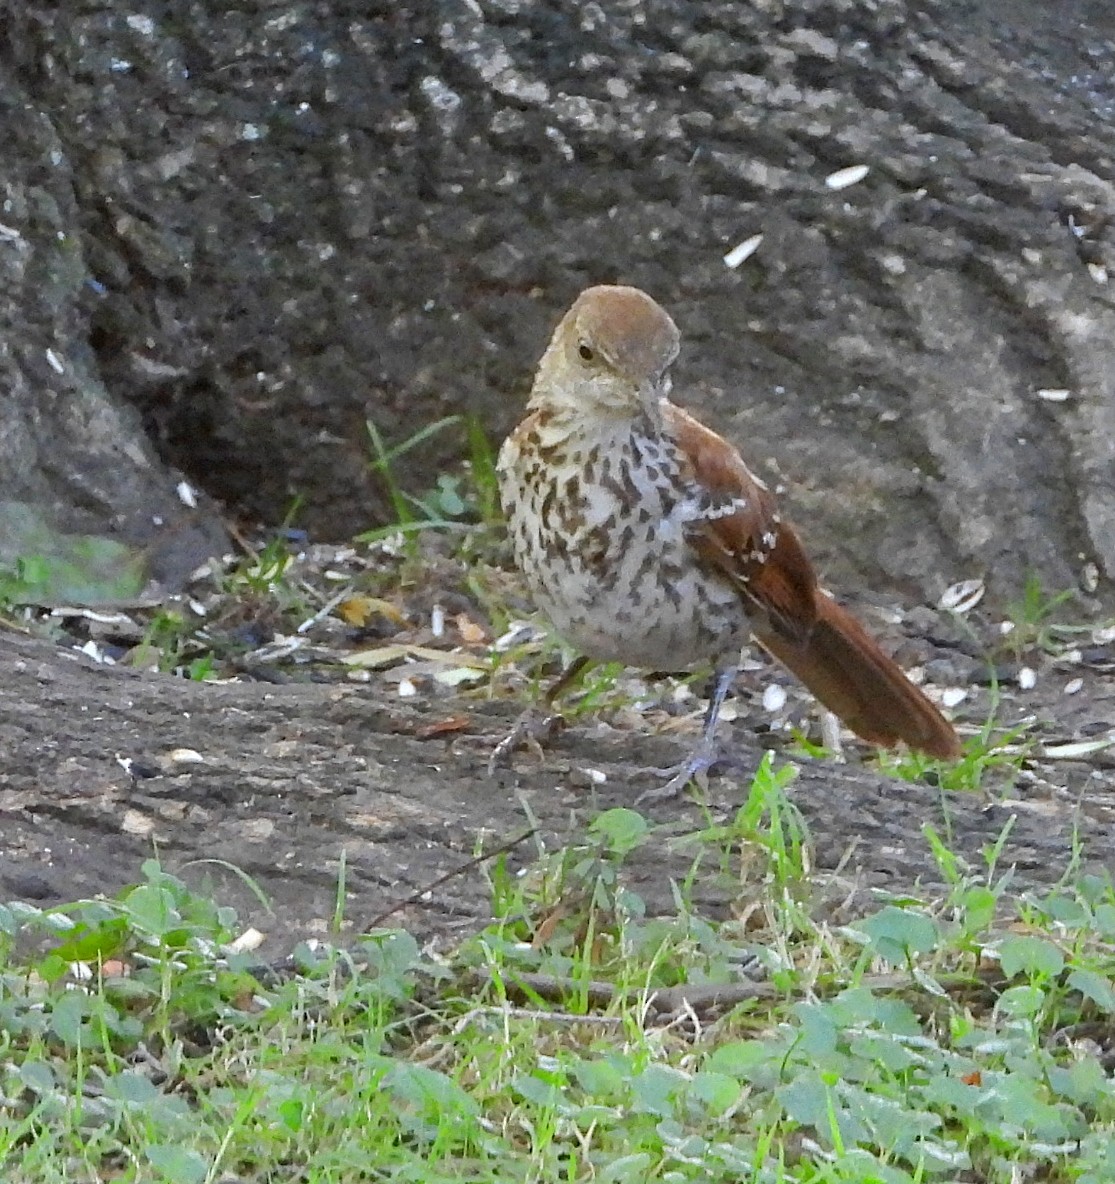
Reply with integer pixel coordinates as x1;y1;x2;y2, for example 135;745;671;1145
2;624;1112;959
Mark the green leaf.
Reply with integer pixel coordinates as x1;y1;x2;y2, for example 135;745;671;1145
855;906;939;965
18;1061;56;1093
959;885;998;932
122;883;182;936
690;1070;741;1115
571;1056;626;1099
600;1154;655;1183
996;984;1045;1017
588;808;649;856
998;935;1064;979
49;992;89;1046
631;1064;687;1117
1067;967;1115;1010
383;1062;479;1121
277;1097;305;1132
777;1075;829;1126
146;1145;208;1184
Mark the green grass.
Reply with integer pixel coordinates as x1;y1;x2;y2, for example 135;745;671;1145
999;573;1079;658
4;770;1115;1183
359;413;503;552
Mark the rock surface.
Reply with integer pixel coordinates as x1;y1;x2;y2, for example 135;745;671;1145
3;0;1115;603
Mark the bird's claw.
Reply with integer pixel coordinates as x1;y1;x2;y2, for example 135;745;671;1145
636;737;721;805
487;707;565;776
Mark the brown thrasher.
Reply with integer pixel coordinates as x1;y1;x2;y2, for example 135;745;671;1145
494;284;960;797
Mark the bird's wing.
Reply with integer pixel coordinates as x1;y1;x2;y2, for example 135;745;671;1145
664;400;959;760
664;401;818;645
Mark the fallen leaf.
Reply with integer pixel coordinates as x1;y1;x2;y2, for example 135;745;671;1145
456;614;487;644
415;715;472;739
337;595;407;628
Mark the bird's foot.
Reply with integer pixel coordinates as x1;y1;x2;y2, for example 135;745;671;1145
636;735;723;805
487;706;565;775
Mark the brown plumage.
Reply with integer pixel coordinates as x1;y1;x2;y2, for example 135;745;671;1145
496;285;960;792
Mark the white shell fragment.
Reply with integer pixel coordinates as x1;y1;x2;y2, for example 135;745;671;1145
397;677;418;698
940;687;968;708
45;348;65;374
723;233;764;269
168;748;205;764
762;683;787;713
1042;737;1115;759
824;164;870;191
226;928;266;954
1018;666;1037;690
431;603;445;638
176;480;198;508
1087;263;1108;285
938;579;986;614
1036;388;1071;403
1064;678;1084;695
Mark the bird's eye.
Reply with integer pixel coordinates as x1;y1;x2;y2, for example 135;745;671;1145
577;342;595;362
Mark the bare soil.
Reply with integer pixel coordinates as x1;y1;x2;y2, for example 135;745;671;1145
2;627;1112;958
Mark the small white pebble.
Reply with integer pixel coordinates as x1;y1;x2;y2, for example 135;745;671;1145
397;677;417;698
723;233;764;269
1087;262;1108;285
45;348;65;374
582;768;607;785
176;480;198;508
1064;678;1084;695
1018;666;1037;690
226;928;266;954
431;603;445;638
999;620;1015;635
1036;388;1071;403
824;164;870;191
940;687;968;708
762;684;787;713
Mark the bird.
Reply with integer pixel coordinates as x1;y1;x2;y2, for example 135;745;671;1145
493;284;961;797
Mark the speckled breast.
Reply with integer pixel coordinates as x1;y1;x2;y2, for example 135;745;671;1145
498;418;749;671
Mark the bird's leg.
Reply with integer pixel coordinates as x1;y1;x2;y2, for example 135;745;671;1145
488;655;593;774
636;663;740;804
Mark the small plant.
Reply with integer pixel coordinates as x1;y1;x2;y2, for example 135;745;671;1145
360;413;502;551
877;714;1033;797
999;572;1078;657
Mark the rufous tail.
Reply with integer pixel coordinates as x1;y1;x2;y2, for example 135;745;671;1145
756;596;961;760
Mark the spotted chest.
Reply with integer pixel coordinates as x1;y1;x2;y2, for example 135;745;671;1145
497;414;753;670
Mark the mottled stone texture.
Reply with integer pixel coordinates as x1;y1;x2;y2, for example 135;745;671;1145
4;0;1115;602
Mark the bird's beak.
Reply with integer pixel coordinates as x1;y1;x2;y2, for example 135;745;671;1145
643;372;671;404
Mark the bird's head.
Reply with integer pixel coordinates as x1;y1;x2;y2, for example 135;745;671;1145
530;285;680;417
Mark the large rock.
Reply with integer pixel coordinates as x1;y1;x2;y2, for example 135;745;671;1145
4;0;1115;603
